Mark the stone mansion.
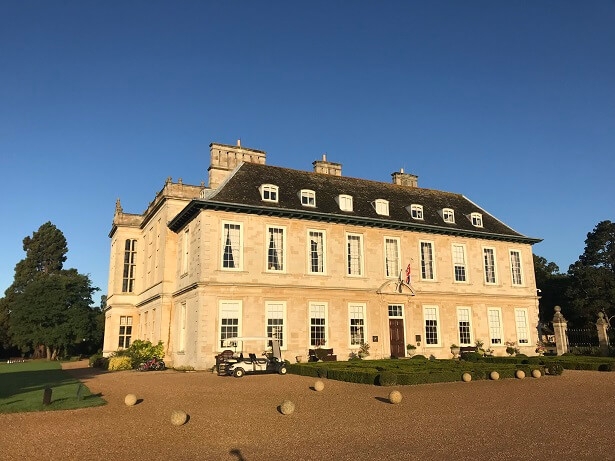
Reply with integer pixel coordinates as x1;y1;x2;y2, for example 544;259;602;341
102;141;541;368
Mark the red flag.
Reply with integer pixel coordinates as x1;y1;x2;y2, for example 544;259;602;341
405;263;411;284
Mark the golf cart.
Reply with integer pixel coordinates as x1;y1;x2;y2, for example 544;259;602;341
220;336;287;378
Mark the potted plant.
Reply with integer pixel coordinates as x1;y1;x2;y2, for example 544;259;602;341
358;342;370;359
450;344;460;358
406;344;417;357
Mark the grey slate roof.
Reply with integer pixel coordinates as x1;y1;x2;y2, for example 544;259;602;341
169;162;541;244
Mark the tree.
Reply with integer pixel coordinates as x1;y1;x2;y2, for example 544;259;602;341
533;254;571;323
566;220;615;327
1;222;99;359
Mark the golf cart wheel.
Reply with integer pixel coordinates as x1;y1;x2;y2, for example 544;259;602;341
233;368;245;378
279;366;287;375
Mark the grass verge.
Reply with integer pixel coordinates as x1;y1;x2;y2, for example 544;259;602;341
0;360;106;414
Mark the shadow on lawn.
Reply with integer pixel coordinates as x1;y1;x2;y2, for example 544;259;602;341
0;362;108;400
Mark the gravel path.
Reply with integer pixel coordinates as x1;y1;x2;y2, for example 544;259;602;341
1;361;614;461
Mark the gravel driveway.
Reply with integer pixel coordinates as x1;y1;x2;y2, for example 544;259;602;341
1;360;614;460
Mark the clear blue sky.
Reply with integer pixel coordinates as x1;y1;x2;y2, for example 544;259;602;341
1;1;614;302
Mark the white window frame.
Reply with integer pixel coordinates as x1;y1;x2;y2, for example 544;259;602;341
307;229;326;275
122;239;137;293
514;308;530;345
456;307;473;346
442;208;455;224
407;204;424;220
348;303;367;347
218;300;242;351
266;225;286;272
384;237;401;279
423;305;441;347
337;194;354;212
181;228;189;275
388;304;404;318
309;302;328;347
373;199;389;216
510;249;524;286
300;189;316;207
118;315;133;349
266;301;287;350
487;307;503;346
221;221;243;271
483;247;497;285
178;302;187;353
419;240;436;281
346;233;364;276
259;184;279;203
452;243;468;283
470;212;483;227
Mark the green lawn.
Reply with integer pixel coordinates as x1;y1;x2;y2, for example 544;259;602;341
0;360;106;413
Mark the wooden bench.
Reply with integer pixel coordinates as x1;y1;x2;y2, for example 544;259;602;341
459;346;478;355
308;348;337;362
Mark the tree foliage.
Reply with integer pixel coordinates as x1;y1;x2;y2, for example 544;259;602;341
533;254;571;323
1;222;99;359
566;220;615;327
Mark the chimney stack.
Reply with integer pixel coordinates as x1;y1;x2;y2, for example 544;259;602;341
391;168;418;188
208;142;266;189
313;153;342;176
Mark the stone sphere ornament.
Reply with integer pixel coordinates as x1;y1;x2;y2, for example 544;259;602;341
279;400;295;415
462;373;472;382
124;394;137;406
532;369;542;378
171;410;188;426
314;380;325;392
515;370;526;379
388;390;402;404
490;371;500;380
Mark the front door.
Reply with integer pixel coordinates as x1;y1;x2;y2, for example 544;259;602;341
389;319;405;358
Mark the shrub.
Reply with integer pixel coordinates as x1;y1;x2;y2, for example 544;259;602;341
598;363;614;372
108;356;133;371
377;371;397;386
546;362;564;375
89;354;109;369
411;355;427;361
460;352;483;362
114;340;165;369
316;367;328;378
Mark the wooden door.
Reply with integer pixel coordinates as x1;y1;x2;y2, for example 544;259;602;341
389;319;405;358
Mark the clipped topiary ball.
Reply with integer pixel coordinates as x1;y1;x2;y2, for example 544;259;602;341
171;410;188;426
124;394;137;406
462;373;472;382
388;390;402;404
314;380;325;392
490;371;500;380
515;370;526;379
279;400;295;415
531;369;542;378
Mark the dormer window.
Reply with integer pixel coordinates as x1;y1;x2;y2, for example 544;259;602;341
373;199;389;216
442;208;455;224
300;189;316;207
260;184;278;203
470;212;483;227
407;204;424;220
337;194;353;212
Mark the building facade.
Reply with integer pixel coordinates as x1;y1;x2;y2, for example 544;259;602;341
103;141;541;368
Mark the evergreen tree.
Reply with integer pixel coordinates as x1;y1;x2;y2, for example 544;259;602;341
566;220;615;327
1;222;99;359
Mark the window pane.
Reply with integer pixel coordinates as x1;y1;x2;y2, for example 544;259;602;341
421;242;434;280
424;307;438;345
